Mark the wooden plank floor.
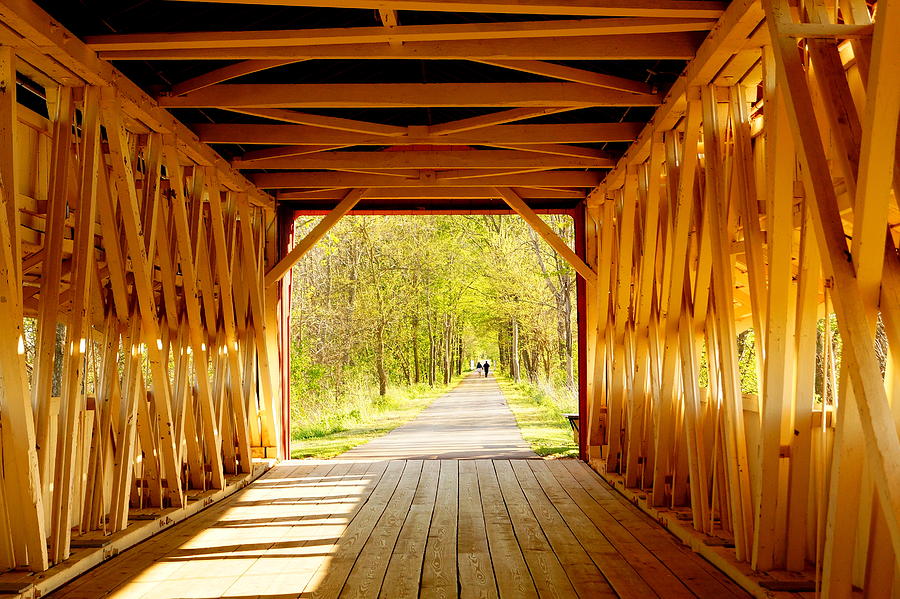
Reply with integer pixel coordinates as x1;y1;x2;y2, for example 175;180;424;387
47;459;749;599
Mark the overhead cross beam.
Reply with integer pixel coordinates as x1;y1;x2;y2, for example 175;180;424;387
475;60;653;95
96;34;702;60
195;122;643;146
87;17;717;50
161;83;663;109
279;187;585;200
230;149;614;169
222;108;408;136
170;59;305;96
428;107;577;135
251;170;602;188
164;0;726;18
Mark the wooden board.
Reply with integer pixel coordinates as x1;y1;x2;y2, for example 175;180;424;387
34;459;750;599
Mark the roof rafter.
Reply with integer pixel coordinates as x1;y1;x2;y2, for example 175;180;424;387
220;108;408;136
160;82;663;108
165;0;725;19
170;59;304;96
96;33;702;60
429;107;576;135
194;122;643;145
475;59;653;95
251;170;601;188
87;17;717;50
230;149;613;169
240;145;351;161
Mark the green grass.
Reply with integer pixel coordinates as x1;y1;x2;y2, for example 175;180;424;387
497;376;578;458
290;378;462;459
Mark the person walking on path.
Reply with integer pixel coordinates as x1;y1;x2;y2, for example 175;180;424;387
476;361;482;374
482;360;490;377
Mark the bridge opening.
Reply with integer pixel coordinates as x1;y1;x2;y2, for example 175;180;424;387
281;211;583;460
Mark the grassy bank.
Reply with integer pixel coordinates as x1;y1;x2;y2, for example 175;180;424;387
497;376;578;458
290;378;461;459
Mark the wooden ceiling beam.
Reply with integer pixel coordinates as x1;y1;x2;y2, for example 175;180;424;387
429;107;575;135
240;145;352;161
87;17;717;50
170;59;304;96
220;108;408;136
484;143;609;159
231;149;612;169
377;8;401;48
251;170;602;188
97;33;703;60
165;0;726;19
275;187;585;200
475;59;654;95
435;167;554;180
161;83;663;109
196;122;643;146
378;8;399;27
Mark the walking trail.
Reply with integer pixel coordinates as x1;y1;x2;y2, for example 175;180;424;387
337;373;538;460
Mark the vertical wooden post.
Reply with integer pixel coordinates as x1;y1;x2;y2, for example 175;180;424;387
0;61;48;570
49;86;102;560
574;205;588;462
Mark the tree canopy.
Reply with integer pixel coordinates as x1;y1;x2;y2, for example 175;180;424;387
288;213;579;429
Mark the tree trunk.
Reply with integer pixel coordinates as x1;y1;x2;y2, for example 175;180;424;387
427;320;435;387
442;315;452;385
412;315;420;384
511;317;520;382
562;286;574;390
375;321;387;396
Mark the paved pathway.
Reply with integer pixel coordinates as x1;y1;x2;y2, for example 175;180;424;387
337;373;538;460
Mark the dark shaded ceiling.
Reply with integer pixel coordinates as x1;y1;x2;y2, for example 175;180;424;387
31;0;718;211
35;0;684;127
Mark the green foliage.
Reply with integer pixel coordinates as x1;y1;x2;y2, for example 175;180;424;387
737;329;760;395
498;376;577;458
814;314;843;403
698;342;710;388
288;214;579;453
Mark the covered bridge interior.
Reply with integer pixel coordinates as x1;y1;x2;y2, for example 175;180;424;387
0;0;898;596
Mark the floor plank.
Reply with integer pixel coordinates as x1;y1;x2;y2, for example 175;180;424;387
45;459;752;599
493;460;578;599
510;460;616;598
561;460;749;598
544;459;695;598
457;461;499;599
527;460;659;599
305;461;407;599
380;460;440;598
341;460;424;598
474;460;538;599
420;460;459;599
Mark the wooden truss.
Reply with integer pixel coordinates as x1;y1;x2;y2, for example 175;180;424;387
582;0;900;595
0;2;284;571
